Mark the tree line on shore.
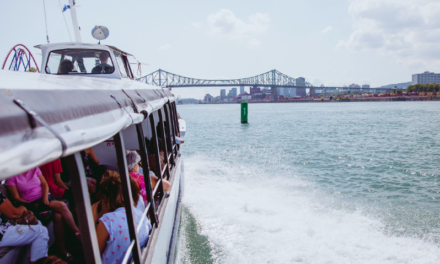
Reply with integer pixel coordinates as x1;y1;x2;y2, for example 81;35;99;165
406;83;440;93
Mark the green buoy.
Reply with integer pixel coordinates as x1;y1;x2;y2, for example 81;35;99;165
241;100;248;123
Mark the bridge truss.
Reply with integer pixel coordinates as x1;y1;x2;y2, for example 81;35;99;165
136;69;312;88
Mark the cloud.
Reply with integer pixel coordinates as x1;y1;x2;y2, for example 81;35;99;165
247;38;262;50
158;44;171;51
321;26;333;33
191;22;202;29
207;9;270;49
333;69;349;74
338;0;440;68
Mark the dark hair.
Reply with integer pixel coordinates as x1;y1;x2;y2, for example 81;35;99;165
59;60;74;74
98;170;140;214
99;52;109;62
147;137;164;153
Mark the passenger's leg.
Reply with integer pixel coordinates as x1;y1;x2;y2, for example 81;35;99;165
53;212;68;256
49;201;80;234
0;222;49;262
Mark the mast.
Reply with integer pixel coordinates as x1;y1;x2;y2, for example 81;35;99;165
69;0;82;42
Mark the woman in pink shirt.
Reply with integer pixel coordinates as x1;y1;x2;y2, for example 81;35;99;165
6;167;81;260
125;150;171;203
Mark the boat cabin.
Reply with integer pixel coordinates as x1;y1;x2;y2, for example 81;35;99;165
35;43;135;79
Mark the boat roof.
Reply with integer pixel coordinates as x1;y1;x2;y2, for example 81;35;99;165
0;70;175;179
34;42;133;56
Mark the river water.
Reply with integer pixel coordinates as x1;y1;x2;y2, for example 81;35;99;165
174;102;440;264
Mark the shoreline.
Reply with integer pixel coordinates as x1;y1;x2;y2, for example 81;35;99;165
182;96;440;105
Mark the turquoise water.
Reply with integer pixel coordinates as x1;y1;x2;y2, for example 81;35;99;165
175;102;440;264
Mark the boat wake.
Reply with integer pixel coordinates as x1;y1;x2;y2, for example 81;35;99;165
176;154;440;264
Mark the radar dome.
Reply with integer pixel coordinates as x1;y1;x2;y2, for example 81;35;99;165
91;26;109;41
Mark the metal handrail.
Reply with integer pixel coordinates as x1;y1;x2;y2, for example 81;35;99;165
161;164;168;178
152;178;162;196
121;240;135;264
136;203;151;233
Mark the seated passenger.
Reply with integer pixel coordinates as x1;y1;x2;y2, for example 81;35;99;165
40;159;96;207
91;53;113;74
6;168;81;260
91;171;151;264
58;60;74;74
0;190;49;263
147;138;166;175
39;159;73;201
81;147;102;185
126;151;171;203
164;121;184;145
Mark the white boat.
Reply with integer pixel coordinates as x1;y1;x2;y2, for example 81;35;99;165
0;5;184;263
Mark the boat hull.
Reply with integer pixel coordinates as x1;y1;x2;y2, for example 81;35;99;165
146;154;183;263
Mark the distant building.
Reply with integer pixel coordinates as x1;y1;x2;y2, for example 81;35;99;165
252;93;265;100
286;82;296;98
250;86;261;95
412;71;440;84
277;88;284;96
295;78;306;97
277;87;296;97
296;77;306;87
231;88;237;97
179;98;199;104
362;84;370;88
296;88;306;97
204;94;213;102
220;89;226;100
240;85;245;94
349;83;361;88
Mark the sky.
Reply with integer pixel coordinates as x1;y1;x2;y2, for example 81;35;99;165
1;0;440;99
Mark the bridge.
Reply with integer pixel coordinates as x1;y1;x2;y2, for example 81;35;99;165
136;69;393;101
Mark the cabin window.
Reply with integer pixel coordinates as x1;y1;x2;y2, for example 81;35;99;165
113;51;129;78
45;49;115;75
113;51;135;79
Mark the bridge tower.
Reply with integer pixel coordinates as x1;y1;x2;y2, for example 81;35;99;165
271;87;278;101
270;69;277;101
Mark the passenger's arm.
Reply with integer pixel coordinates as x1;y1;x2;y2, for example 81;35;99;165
54;173;69;190
91;201;101;223
88;148;100;165
38;175;50;205
162;179;171;192
6;185;29;204
96;221;109;254
149;174;159;191
149;174;171;192
0;198;27;219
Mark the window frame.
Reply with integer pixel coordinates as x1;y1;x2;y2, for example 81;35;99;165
45;49;116;75
112;51;134;79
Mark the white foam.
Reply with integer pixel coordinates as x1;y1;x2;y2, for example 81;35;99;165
179;155;440;264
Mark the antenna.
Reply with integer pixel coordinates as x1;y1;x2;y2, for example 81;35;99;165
69;0;82;42
42;0;50;43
